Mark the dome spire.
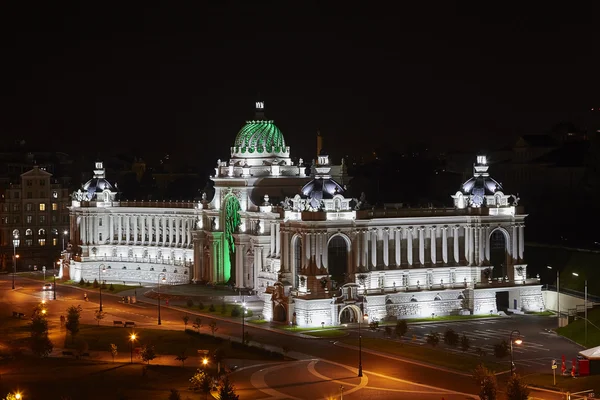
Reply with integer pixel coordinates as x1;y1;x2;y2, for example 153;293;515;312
255;93;265;120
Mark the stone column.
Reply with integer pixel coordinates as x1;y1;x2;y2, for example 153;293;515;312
418;227;425;266
394;228;401;266
442;226;448;265
236;243;244;288
354;231;361;270
275;224;281;257
382;228;389;267
362;230;369;268
133;215;138;245
484;226;490;262
125;215;131;244
109;215;114;244
304;233;311;266
81;215;87;245
270;222;276;256
430;226;437;265
282;228;290;272
315;232;322;268
140;215;145;246
512;225;518;263
116;215;122;245
518;224;525;261
407;228;413;266
170;218;175;245
463;225;469;264
187;218;192;247
174;217;179;246
370;229;377;269
162;216;167;246
453;226;459;264
473;226;479;266
322;232;328;269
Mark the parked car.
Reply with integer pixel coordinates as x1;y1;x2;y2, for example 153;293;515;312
42;283;53;291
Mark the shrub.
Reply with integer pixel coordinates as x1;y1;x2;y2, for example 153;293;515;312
395;320;408;339
460;334;471;352
85;280;91;287
231;306;241;317
209;304;216;312
198;302;204;310
79;277;85;286
426;331;440;347
109;283;115;292
186;299;194;307
93;279;99;288
443;328;459;347
369;321;379;331
493;340;509;359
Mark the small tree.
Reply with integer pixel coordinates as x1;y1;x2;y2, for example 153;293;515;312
94;309;106;326
395;320;408;340
426;331;440;347
384;326;392;338
167;389;181;400
219;376;239;400
443;328;459;347
93;278;99;288
30;312;53;359
190;369;212;399
30;311;49;337
182;315;189;330
193;317;202;332
506;374;530;400
460;334;471;352
109;283;115;292
209;304;216;312
141;344;156;365
493;340;509;359
209;320;218;336
175;351;188;367
110;343;118;362
79;277;85;286
473;364;497;400
65;305;82;343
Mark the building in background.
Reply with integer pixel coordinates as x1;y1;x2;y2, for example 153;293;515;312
0;166;70;272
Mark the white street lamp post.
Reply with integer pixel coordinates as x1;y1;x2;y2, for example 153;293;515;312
573;273;588;347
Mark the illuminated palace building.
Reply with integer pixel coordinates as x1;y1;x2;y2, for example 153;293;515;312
65;101;544;326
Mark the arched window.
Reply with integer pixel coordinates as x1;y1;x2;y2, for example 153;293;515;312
38;228;46;236
12;229;19;237
434;295;442;301
410;296;418;302
38;229;46;246
51;228;58;235
25;229;33;236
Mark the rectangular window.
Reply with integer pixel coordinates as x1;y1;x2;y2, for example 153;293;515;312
39;179;45;186
38;238;46;246
26;180;32;187
2;205;7;212
99;218;103;226
40;191;45;198
26;215;32;224
39;215;46;223
26;239;33;246
52;238;58;246
52;215;57;223
52;191;58;199
27;192;32;199
99;232;103;241
26;203;32;211
13;204;20;211
52;203;58;211
39;203;46;211
14;216;20;223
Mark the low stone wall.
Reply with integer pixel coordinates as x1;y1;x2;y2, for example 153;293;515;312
71;260;190;285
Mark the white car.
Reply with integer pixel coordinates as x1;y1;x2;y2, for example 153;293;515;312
42;283;53;291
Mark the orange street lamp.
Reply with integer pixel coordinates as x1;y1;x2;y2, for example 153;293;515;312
510;330;523;375
202;357;208;367
129;333;137;363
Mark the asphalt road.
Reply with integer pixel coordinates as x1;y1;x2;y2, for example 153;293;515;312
1;275;573;399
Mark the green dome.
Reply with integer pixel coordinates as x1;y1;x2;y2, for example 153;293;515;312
232;120;286;154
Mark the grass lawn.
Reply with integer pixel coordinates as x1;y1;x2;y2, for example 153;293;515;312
403;315;502;323
305;329;348;338
340;336;504;373
557;307;600;347
248;319;268;325
64;325;278;360
524;372;600;393
525;311;555;316
67;282;137;293
279;325;337;332
183;302;252;318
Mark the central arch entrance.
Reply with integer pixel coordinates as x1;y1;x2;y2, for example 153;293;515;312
273;303;287;322
327;235;348;289
339;304;361;324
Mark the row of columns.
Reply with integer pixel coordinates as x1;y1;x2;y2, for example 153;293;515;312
280;223;524;274
269;221;281;257
79;214;195;247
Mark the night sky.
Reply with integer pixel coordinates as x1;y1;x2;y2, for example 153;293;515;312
0;3;598;169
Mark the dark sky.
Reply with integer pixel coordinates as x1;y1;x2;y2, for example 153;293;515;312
0;2;598;169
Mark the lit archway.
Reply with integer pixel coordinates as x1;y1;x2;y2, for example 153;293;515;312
223;194;241;283
489;228;510;278
338;304;361;324
273;303;287;322
327;234;350;288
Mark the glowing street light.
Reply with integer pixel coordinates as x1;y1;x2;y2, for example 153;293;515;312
62;230;68;251
358;311;368;377
129;333;137;363
14;392;22;400
510;330;523;375
12;231;20;290
202;357;208;367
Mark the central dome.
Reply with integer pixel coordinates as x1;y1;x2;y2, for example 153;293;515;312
232;120;286;155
